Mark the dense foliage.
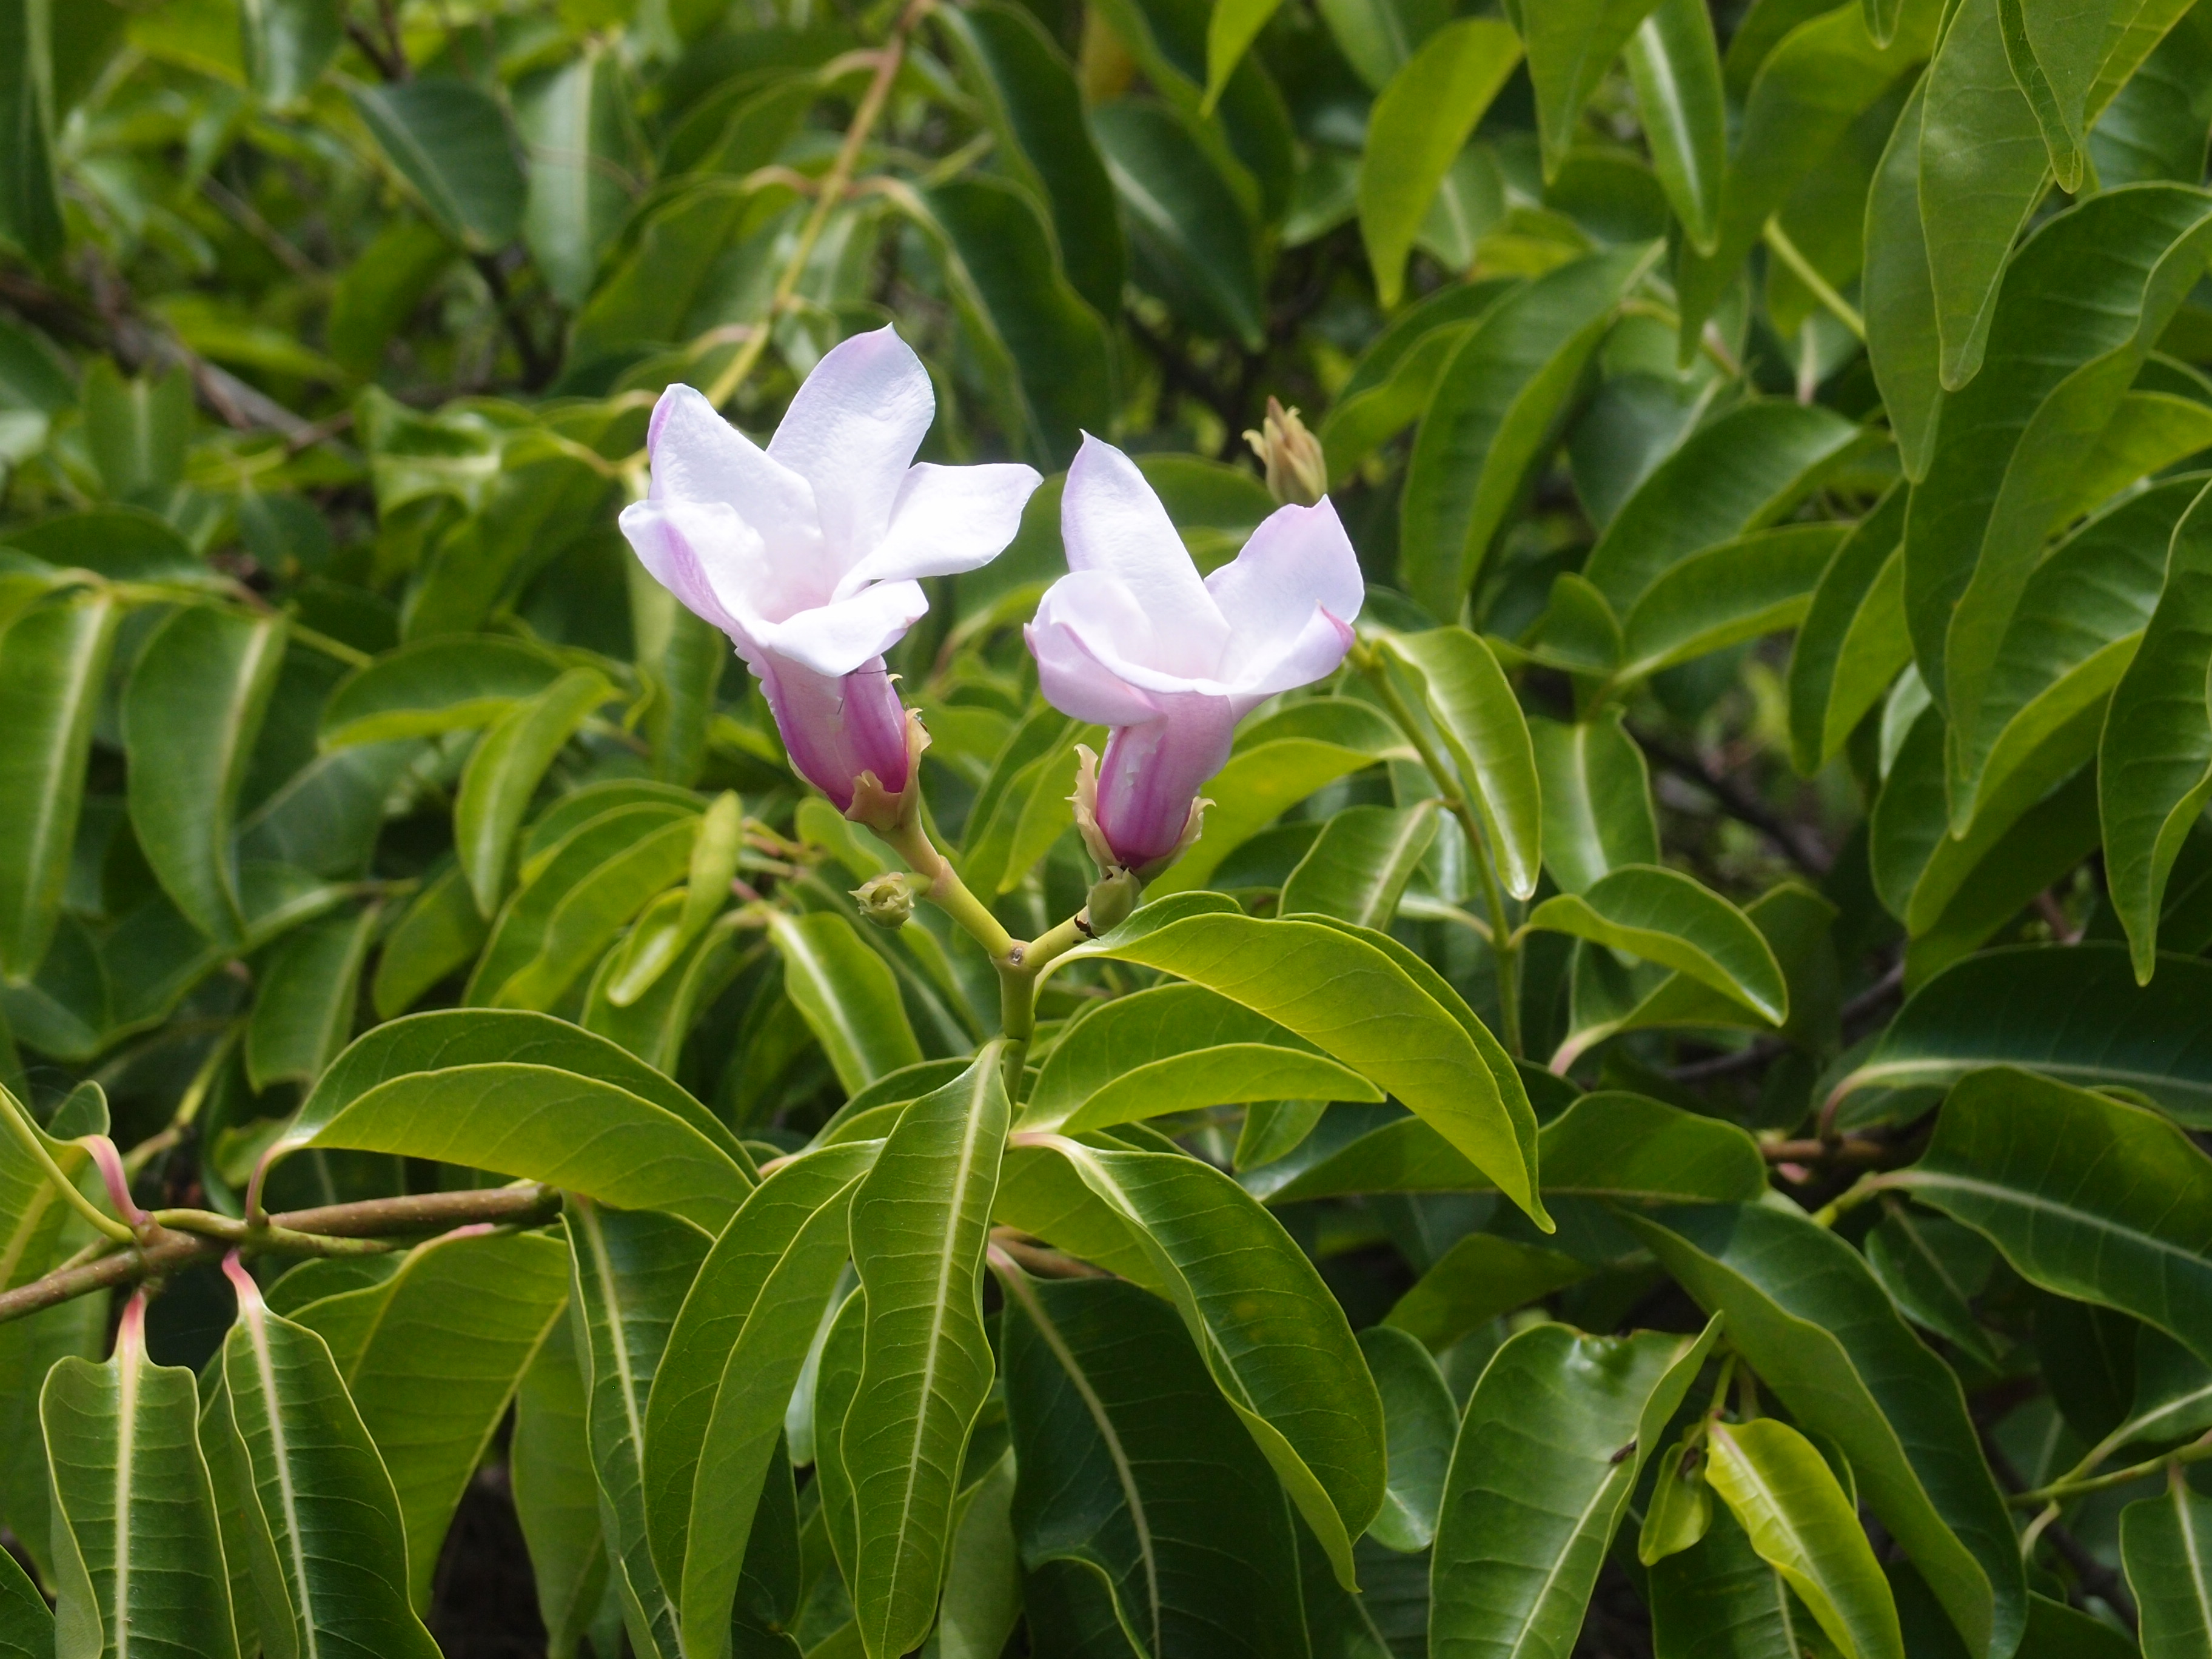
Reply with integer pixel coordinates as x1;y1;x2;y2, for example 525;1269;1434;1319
7;0;2212;1652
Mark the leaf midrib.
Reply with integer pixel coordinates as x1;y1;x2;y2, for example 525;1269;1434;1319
243;1304;324;1655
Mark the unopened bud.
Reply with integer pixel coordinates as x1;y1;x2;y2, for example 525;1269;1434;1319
852;872;916;930
1082;869;1143;936
1243;397;1327;507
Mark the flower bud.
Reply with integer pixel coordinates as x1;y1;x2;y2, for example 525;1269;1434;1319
1243;397;1327;507
1081;868;1143;936
851;871;916;930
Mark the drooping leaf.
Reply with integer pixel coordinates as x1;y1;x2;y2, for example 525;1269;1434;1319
515;45;638;308
769;911;925;1094
1624;0;1726;252
2122;1467;2212;1655
1381;1232;1594;1352
511;1321;609;1659
1649;1504;1827;1658
240;0;341;107
1523;865;1788;1027
1357;1324;1458;1553
1092;99;1266;350
453;668;613;917
1527;709;1660;894
244;904;378;1090
1279;802;1442;931
352;78;528;250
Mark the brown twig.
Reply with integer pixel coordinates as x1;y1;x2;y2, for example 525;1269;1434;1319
1632;724;1831;877
988;1227;1107;1279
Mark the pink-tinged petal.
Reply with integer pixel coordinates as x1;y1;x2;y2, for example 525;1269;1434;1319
1093;694;1239;868
1204;497;1364;682
768;326;935;569
757;652;910;810
618;498;758;655
1062;436;1226;671
645;384;819;556
751;580;930;679
834;462;1044;598
1029;572;1170;726
1225;605;1357;714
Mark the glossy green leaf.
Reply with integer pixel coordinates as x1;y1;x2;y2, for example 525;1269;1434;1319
1280;802;1441;928
240;0;339;107
511;1320;609;1659
1523;865;1788;1025
515;45;637;308
1648;1503;1821;1657
1092;99;1265;350
43;1300;240;1659
454;668;612;917
1527;709;1659;894
2123;1468;2212;1656
1359;1325;1455;1553
1865;75;1945;480
842;1048;1010;1659
82;361;189;501
1640;1435;1713;1566
321;637;566;751
1624;0;1726;252
586;910;746;1074
1623;1203;2026;1659
1428;1318;1721;1655
0;0;63;262
1358;19;1524;308
1399;246;1653;618
1618;522;1846;683
769;910;924;1094
1862;1204;2003;1370
1376;626;1543;899
476;813;698;1010
1703;1416;1903;1659
218;1259;441;1659
1381;1232;1594;1351
1885;1065;2212;1366
1000;1270;1308;1659
351;78;528;250
1317;278;1515;483
245;904;378;1090
0;1543;48;1658
1048;901;1544;1223
124;605;289;946
1204;0;1286;113
0;591;118;981
1523;0;1663;174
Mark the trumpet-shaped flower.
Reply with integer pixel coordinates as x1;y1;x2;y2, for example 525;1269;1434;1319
618;327;1041;812
1027;435;1364;873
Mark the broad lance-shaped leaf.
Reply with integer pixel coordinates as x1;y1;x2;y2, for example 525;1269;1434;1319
1045;897;1545;1225
454;667;611;917
998;1271;1310;1659
1359;1325;1456;1553
1021;980;1381;1136
1522;0;1665;174
1789;486;1908;774
2122;1467;2212;1655
842;1047;1010;1659
511;1321;609;1659
1357;18;1523;309
122;605;288;947
1021;1133;1387;1588
1428;1318;1722;1657
217;1256;442;1659
565;1199;712;1659
646;1147;874;1659
1375;626;1543;899
320;636;566;748
768;911;924;1093
1648;1504;1834;1659
1384;1234;1594;1353
1703;1416;1905;1659
0;589;117;982
1624;0;1726;253
1522;865;1788;1027
0;1543;49;1657
1882;1066;2212;1368
1910;188;2212;793
43;1296;241;1659
1279;802;1440;931
1620;1204;2025;1659
1529;709;1659;894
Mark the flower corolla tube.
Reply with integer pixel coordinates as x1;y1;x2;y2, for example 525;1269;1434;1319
1027;434;1364;874
618;326;1041;813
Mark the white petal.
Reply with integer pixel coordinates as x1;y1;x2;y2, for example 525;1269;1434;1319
618;498;759;659
768;326;935;569
1028;574;1171;728
1226;605;1358;713
750;580;930;678
645;384;819;557
1205;497;1364;682
1062;435;1226;671
834;461;1043;598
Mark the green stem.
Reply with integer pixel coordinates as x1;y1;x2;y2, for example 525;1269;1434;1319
2008;1430;2212;1509
0;1091;135;1244
1358;646;1522;1056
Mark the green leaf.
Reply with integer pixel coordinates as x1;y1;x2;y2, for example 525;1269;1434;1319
239;0;340;107
326;220;453;377
1204;0;1287;113
245;904;378;1090
1280;802;1442;928
1618;522;1847;683
0;1543;48;1658
643;1145;873;1659
1582;400;1868;614
43;1301;240;1659
1885;1065;2212;1366
124;605;289;946
1092;99;1265;350
1703;1416;1904;1659
1381;1232;1594;1351
1429;1318;1722;1654
0;0;63;261
1624;0;1726;253
1048;904;1545;1224
511;1321;609;1659
1523;0;1664;175
370;860;486;1018
351;78;527;250
1318;279;1517;484
290;1228;572;1607
454;668;613;917
81;361;190;501
2123;1468;2212;1655
1865;76;1944;481
321;635;566;751
842;1048;1010;1659
1357;18;1524;308
0;591;118;980
1376;626;1543;899
1315;0;1449;90
586;911;745;1074
1649;1504;1832;1658
1862;1204;2003;1371
1640;1435;1714;1566
475;814;699;1011
565;1199;712;1659
218;1261;442;1659
999;1272;1309;1659
1399;246;1653;618
1023;1134;1386;1589
937;3;1125;317
769;911;924;1094
1523;865;1788;1026
2090;14;2212;188
1528;709;1659;894
1358;1324;1458;1553
515;45;637;308
1622;1204;2025;1659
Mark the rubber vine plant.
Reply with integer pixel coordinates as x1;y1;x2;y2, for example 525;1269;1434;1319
8;0;2212;1652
